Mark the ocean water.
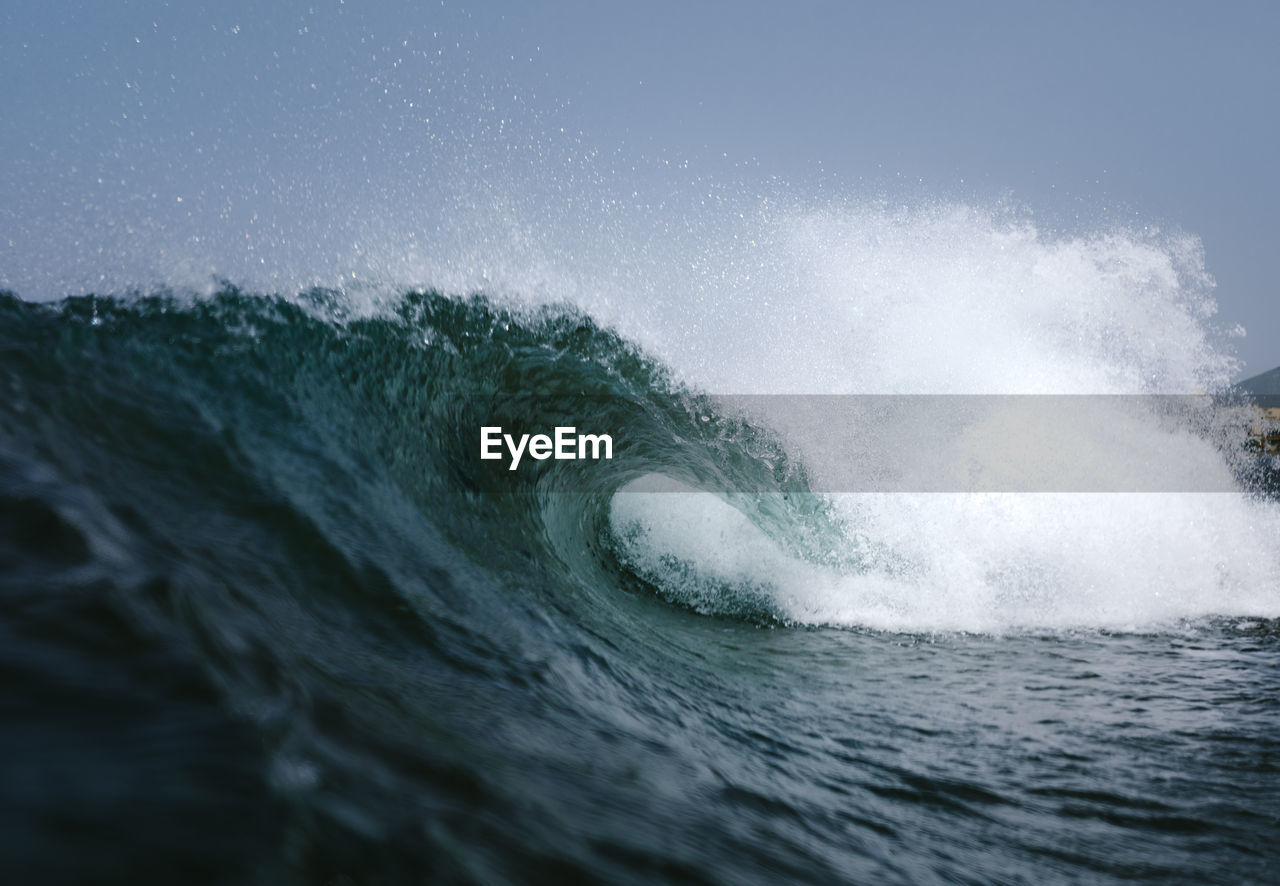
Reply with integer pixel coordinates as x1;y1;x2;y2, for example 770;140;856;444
2;217;1279;883
3;8;1279;878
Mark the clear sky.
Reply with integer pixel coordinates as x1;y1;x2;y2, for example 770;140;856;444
3;0;1277;374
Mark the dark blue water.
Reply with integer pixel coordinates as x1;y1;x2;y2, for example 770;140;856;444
2;290;1278;884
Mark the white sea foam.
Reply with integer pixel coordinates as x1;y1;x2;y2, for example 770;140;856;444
598;203;1279;631
612;482;1279;631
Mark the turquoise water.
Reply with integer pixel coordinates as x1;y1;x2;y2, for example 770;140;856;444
2;289;1277;883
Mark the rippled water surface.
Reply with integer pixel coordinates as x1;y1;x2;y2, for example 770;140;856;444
2;291;1277;883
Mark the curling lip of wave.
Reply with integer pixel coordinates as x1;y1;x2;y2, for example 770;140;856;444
1;285;1276;635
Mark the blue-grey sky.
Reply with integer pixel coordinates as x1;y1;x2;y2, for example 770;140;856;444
3;1;1277;374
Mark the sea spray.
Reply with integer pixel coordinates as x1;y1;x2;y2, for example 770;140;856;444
600;202;1278;631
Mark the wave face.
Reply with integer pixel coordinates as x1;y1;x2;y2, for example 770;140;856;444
2;283;1278;883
